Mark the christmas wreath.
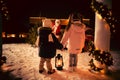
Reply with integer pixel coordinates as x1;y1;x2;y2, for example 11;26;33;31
88;41;113;72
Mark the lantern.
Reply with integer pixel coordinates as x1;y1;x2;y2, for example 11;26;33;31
55;54;64;70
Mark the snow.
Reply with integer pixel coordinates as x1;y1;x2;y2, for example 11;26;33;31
2;43;120;80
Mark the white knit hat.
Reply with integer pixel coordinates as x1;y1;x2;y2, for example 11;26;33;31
42;19;52;28
55;19;60;24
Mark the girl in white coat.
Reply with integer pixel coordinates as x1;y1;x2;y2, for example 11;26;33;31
61;12;86;72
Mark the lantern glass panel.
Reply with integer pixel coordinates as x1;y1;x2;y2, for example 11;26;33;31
56;58;62;67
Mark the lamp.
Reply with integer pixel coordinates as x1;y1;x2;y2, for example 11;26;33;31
55;54;64;70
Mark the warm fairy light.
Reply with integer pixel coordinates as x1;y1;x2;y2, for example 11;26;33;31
100;5;103;8
0;0;3;3
2;32;27;38
4;13;7;16
19;34;27;38
2;32;6;38
56;60;62;67
97;12;102;20
7;34;16;38
112;17;115;20
102;9;104;11
112;25;115;28
6;11;8;13
96;47;99;50
113;30;116;32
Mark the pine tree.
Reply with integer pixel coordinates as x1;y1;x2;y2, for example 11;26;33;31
26;24;38;46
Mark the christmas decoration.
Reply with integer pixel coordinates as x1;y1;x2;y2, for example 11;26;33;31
88;41;113;72
0;0;9;21
90;0;117;35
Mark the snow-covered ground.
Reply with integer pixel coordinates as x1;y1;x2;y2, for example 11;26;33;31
2;43;120;80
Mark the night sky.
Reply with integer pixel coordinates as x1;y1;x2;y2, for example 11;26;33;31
3;0;94;33
7;0;92;18
2;0;119;33
1;0;120;49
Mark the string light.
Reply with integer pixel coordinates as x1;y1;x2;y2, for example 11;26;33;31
88;41;113;72
0;0;9;21
90;0;117;35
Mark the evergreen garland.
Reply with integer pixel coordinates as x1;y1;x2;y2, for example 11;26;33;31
88;41;113;72
90;0;117;35
89;59;103;72
88;0;114;72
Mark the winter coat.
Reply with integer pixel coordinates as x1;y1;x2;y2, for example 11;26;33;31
38;27;56;58
61;23;86;54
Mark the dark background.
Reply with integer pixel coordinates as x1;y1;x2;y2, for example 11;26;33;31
2;0;94;33
2;0;119;32
2;0;119;31
1;0;120;50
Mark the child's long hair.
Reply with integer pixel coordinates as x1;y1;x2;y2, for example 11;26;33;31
65;12;83;31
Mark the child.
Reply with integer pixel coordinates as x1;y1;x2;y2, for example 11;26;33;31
61;12;86;72
35;19;56;74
